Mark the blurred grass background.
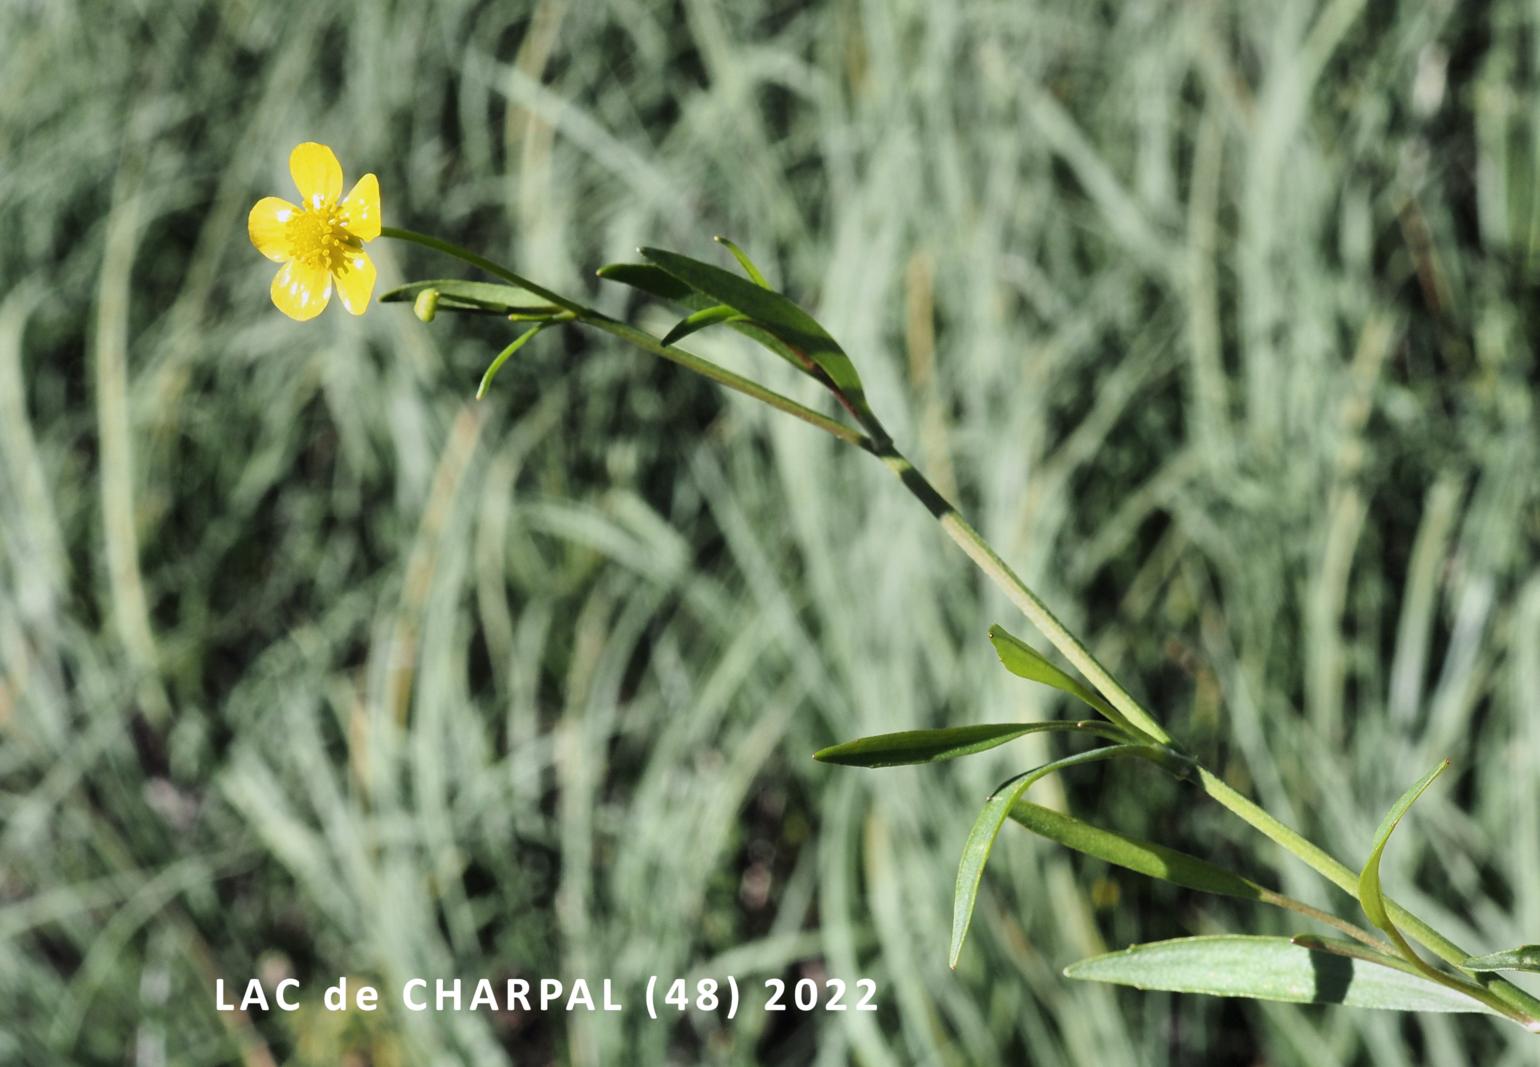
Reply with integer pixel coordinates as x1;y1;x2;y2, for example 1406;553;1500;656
3;0;1540;1063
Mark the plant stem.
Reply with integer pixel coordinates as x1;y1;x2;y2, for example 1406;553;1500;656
868;445;1172;746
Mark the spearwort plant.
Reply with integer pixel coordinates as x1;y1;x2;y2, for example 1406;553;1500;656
251;142;1540;1030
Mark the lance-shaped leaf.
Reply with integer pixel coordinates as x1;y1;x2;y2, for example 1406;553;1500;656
1462;946;1540;973
1064;936;1493;1013
951;745;1148;968
661;304;745;347
639;247;875;422
595;262;698;304
1007;800;1262;901
1011;804;1402;949
477;324;547;399
713;234;770;286
1358;759;1450;946
381;279;554;315
598;262;808;373
813;721;1123;769
988;624;1136;735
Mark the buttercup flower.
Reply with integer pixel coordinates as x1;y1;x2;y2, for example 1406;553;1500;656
248;143;380;321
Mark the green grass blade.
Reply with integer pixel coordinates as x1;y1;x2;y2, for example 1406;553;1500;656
813;721;1123;769
660;304;744;347
950;745;1147;968
1463;946;1540;973
1007;800;1262;900
638;246;875;422
1359;759;1451;936
987;624;1133;733
1064;936;1494;1013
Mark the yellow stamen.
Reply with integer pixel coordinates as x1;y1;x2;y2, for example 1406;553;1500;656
284;203;359;272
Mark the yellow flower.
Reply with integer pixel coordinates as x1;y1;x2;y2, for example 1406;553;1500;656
248;143;380;321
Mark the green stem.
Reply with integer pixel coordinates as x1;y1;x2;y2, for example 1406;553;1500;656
380;226;868;448
1257;892;1389;952
868;444;1170;746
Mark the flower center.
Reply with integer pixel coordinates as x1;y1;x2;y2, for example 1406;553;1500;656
285;204;356;271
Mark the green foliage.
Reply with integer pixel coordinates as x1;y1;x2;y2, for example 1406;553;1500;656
1358;760;1450;945
1064;937;1495;1014
950;746;1150;968
476;324;549;399
1463;947;1540;973
1008;801;1263;902
381;278;552;315
987;623;1133;733
813;721;1123;768
638;247;876;424
660;304;746;347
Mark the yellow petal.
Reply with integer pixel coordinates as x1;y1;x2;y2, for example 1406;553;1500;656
289;142;343;208
270;259;332;321
248;196;299;261
338;173;381;242
332;249;376;315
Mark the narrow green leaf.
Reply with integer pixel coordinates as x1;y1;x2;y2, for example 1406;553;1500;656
987;624;1133;733
639;247;874;420
813;721;1122;769
951;745;1146;969
713;235;770;287
1359;759;1450;936
660;304;745;347
595;262;698;304
477;325;546;400
1007;800;1263;901
381;279;551;314
598;262;811;374
1064;936;1493;1014
1463;946;1540;973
